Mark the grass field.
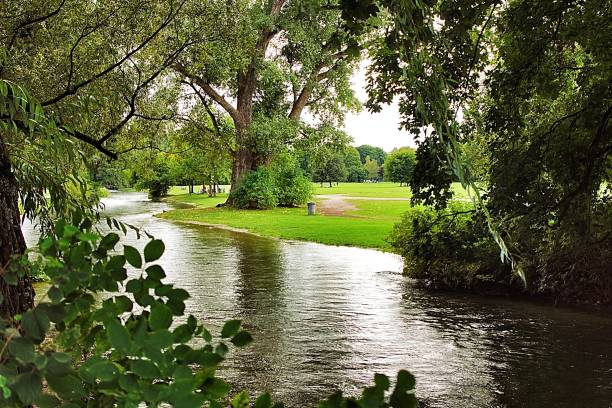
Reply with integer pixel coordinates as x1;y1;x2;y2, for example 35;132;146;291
314;181;472;199
158;206;397;250
158;182;471;251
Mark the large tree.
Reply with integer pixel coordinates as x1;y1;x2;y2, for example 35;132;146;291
0;0;192;316
355;0;611;298
173;0;364;204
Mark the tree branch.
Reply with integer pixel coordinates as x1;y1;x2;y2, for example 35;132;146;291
41;0;186;107
175;62;243;125
6;0;66;50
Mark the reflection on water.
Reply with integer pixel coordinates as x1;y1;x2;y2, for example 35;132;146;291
24;192;612;407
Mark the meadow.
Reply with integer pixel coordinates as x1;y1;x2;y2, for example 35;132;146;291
159;182;470;251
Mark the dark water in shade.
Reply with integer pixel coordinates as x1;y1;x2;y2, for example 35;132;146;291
23;192;612;408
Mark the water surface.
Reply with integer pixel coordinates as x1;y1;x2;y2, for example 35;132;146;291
23;192;612;407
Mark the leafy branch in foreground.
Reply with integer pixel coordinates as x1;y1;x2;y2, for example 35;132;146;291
0;217;417;407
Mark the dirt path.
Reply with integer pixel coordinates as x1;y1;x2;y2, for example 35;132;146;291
316;195;359;216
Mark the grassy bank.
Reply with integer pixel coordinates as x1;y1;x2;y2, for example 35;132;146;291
159;182;469;251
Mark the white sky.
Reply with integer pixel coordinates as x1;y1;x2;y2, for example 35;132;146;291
343;62;418;152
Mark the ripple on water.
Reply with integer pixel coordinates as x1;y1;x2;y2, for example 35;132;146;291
22;192;612;408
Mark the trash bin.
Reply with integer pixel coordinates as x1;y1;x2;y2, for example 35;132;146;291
307;202;316;215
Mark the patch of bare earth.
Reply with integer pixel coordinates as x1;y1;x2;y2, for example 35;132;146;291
316;195;358;216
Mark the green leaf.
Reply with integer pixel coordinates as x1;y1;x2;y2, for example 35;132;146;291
89;360;119;382
12;371;42;405
130;359;160;379
100;232;120;250
221;319;241;338
107;319;131;353
8;337;35;363
254;393;273;408
146;264;166;280
149;303;173;330
107;254;126;270
390;370;417;408
125;279;143;294
374;373;390;390
231;331;253;347
124;245;142;268
0;374;10;399
215;342;229;357
232;391;250;408
144;330;174;350
205;378;231;399
33;394;61;408
21;308;50;343
144;239;165;262
46;374;85;400
48;286;62;303
202;327;212;342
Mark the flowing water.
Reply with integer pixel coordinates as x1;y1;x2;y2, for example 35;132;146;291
22;192;612;407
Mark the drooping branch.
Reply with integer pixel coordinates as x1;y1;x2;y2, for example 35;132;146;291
98;42;187;143
41;0;186;107
59;127;117;159
183;81;222;137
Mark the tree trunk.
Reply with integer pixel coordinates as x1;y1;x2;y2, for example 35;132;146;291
226;147;260;204
0;135;35;319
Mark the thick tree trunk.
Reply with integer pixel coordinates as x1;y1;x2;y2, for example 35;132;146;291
226;147;259;205
0;136;35;318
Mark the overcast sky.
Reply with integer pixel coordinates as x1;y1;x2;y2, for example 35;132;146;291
343;62;418;152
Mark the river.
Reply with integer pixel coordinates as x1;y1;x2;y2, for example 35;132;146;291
22;192;612;407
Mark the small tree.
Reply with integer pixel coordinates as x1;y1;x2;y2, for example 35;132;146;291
364;156;381;181
384;148;416;186
344;147;368;182
313;154;347;187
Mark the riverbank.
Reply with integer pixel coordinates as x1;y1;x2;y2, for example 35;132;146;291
157;183;426;251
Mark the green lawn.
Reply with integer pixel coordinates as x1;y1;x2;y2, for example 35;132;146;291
158;182;473;251
313;181;472;199
313;182;413;198
165;185;230;208
158;206;399;250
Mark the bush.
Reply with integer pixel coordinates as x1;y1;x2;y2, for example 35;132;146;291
389;203;515;290
0;218;418;407
134;158;173;200
272;154;312;207
233;167;278;209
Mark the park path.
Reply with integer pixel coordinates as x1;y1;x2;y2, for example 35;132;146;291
315;195;359;216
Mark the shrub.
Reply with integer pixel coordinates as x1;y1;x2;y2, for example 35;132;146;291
135;163;172;200
271;154;312;207
0;218;418;407
389;203;515;290
233;167;278;209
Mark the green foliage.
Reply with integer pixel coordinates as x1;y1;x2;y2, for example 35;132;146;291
134;156;173;200
389;203;514;290
271;154;313;207
364;156;381;181
233;167;279;209
343;147;368;182
313;153;348;187
1;79;102;232
384;148;416;186
356;145;386;166
0;219;255;407
317;370;417;408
